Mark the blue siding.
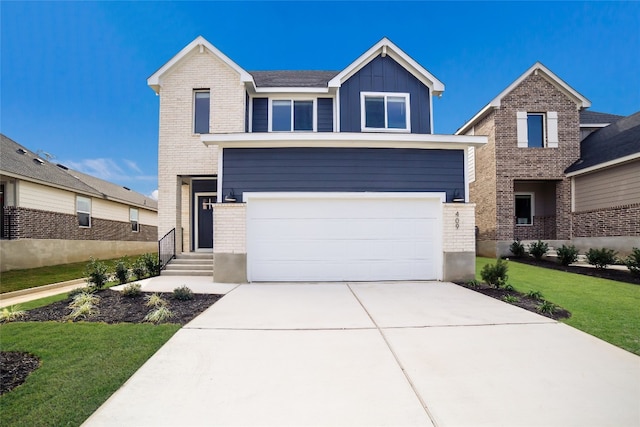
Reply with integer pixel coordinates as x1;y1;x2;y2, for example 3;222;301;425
252;98;268;132
317;98;333;132
339;55;431;134
222;148;464;202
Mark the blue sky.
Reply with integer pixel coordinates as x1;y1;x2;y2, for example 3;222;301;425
2;1;639;198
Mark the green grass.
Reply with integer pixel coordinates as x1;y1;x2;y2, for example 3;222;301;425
1;257;136;294
0;322;180;427
476;257;640;355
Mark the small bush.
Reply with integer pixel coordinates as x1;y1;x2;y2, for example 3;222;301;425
503;295;519;303
114;257;130;285
145;293;166;308
556;245;579;266
625;248;640;277
132;258;147;281
69;292;100;308
0;305;26;323
172;285;194;301
586;248;618;270
526;290;544;301
503;283;515;291
85;257;109;289
480;258;509;288
537;300;556;315
67;292;100;320
509;239;526;258
122;282;142;298
528;240;548;261
141;253;160;277
144;306;173;324
466;279;481;288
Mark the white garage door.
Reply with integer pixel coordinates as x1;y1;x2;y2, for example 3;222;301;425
245;192;443;282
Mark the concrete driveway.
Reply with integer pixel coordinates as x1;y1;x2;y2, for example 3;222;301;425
84;282;640;427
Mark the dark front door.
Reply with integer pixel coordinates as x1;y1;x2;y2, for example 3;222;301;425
196;195;215;250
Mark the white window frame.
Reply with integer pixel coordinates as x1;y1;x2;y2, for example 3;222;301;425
268;98;317;132
76;196;91;228
517;111;558;148
193;89;210;134
130;208;139;233
514;192;535;226
360;91;411;132
527;113;546;148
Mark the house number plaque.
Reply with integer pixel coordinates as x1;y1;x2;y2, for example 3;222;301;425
455;211;460;229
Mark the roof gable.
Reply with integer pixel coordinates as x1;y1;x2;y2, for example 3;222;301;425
328;37;444;95
147;36;253;93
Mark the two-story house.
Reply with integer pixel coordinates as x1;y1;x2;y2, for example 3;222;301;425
148;36;486;283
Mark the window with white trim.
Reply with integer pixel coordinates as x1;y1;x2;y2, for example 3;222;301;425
270;99;314;132
517;111;558;148
361;92;410;132
77;196;91;228
515;193;534;225
130;208;139;232
194;90;210;134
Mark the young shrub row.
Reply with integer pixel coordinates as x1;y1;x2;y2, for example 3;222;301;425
84;253;161;288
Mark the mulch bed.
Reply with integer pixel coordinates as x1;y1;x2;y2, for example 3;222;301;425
457;281;572;321
509;257;640;285
1;289;222;395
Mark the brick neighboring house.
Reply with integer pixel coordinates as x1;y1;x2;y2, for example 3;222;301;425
148;36;486;282
565;112;640;254
1;134;158;271
457;62;638;257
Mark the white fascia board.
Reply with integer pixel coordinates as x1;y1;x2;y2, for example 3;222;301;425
565;153;640;177
580;123;610;128
243;191;447;203
253;87;330;94
147;35;254;93
328;37;445;95
202;132;486;150
455;104;495;135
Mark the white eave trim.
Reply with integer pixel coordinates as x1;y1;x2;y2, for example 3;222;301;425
252;87;331;94
201;132;486;150
565;152;640;177
147;35;254;93
580;123;611;128
327;37;445;95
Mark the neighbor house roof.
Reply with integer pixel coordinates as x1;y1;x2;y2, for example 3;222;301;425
249;71;339;88
456;62;591;135
1;134;157;210
579;110;624;126
565;111;640;176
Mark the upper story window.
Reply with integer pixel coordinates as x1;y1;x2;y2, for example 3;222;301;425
130;208;139;232
270;99;314;132
76;196;91;228
194;90;210;134
361;92;410;132
517;111;558;148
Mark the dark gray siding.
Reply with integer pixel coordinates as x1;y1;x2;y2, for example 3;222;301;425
339;55;431;134
252;98;268;132
222;148;464;202
317;98;333;132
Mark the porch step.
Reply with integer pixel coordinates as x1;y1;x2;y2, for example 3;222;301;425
161;252;213;276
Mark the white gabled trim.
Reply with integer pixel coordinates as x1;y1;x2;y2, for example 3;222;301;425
580;123;610;128
565;152;640;177
328;37;445;95
147;36;254;93
456;62;591;135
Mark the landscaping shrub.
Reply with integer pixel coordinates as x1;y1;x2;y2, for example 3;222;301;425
114;257;130;285
528;240;548;261
586;248;618;270
526;290;544;301
141;253;160;277
556;244;579;266
122;282;142;297
132;258;147;281
466;279;481;288
503;294;519;303
509;239;526;258
625;248;640;277
145;293;166;308
67;287;86;299
480;258;509;288
172;285;194;301
503;283;515;291
67;292;100;320
144;306;174;324
85;258;109;289
537;300;556;315
0;305;26;323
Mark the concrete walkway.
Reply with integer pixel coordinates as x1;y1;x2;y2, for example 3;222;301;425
83;281;640;427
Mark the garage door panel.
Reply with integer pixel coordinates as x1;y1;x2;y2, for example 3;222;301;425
247;193;442;281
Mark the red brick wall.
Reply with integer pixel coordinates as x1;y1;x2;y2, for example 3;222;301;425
572;204;640;237
2;207;157;242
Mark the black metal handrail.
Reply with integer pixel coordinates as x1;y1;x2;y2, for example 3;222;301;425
158;228;176;271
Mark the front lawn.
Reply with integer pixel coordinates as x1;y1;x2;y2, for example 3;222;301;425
0;322;179;426
476;257;640;355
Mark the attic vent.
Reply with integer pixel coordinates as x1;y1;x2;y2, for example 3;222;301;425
123;186;131;191
56;163;69;170
33;158;45;165
16;148;27;155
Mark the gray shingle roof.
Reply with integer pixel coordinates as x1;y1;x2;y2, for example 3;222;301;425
579;110;624;125
566;111;640;173
1;134;157;210
249;70;339;88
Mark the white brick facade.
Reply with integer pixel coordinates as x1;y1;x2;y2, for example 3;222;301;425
442;203;475;252
213;203;246;254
